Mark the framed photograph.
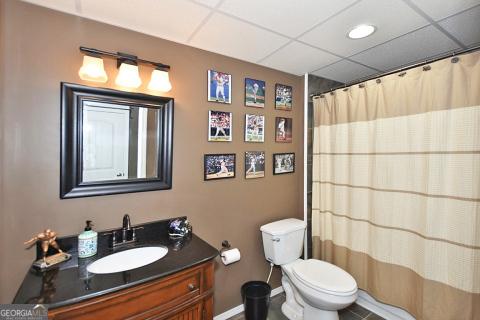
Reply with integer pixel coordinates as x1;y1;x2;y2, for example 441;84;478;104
275;117;292;143
245;114;265;142
275;84;292;110
208;70;232;104
273;153;295;175
208;110;232;142
245;78;265;108
204;154;236;180
245;151;265;179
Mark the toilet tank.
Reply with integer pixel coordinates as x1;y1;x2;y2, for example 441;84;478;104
260;218;306;265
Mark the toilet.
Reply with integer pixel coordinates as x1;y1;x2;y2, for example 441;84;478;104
260;218;358;320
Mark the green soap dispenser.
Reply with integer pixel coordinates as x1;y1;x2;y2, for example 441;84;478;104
78;220;98;258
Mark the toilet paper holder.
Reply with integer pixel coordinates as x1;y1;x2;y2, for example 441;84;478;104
219;240;231;255
219;240;241;265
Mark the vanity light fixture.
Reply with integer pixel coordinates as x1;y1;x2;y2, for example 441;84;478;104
78;47;171;90
347;24;376;39
78;55;108;83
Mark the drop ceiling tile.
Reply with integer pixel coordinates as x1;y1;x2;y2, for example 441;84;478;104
350;25;460;71
80;0;211;43
438;5;480;46
299;0;429;57
409;0;480;20
218;0;357;38
313;59;377;84
260;41;341;75
21;0;78;14
191;0;222;8
189;12;290;63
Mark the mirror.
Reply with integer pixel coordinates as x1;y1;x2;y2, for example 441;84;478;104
61;83;173;199
82;102;159;182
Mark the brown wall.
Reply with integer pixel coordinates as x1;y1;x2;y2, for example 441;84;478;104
0;0;304;315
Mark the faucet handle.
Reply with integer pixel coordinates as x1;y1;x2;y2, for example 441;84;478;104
131;226;144;241
102;231;118;247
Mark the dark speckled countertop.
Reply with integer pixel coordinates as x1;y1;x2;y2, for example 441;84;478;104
13;217;219;309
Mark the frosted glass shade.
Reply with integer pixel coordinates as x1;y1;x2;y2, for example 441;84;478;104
148;69;172;92
115;63;142;88
78;55;108;83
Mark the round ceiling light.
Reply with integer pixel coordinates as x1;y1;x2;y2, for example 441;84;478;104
348;24;376;39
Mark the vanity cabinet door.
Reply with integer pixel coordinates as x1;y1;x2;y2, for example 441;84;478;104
165;301;203;320
48;260;214;320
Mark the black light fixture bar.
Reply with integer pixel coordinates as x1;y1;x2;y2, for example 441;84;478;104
80;46;170;71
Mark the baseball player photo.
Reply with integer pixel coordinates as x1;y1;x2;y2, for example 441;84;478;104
204;154;236;180
275;117;292;143
275;83;292;110
245;114;265;142
245;78;265;108
208;70;232;104
245;151;265;179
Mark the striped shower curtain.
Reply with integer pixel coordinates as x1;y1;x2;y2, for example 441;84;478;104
312;51;480;320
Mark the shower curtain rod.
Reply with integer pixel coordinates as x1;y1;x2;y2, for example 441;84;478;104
310;44;480;98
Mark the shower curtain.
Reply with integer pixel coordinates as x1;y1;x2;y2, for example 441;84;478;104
312;51;480;320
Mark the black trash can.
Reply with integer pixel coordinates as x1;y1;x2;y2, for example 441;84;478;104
241;281;272;320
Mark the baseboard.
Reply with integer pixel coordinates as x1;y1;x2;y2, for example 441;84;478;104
356;290;416;320
270;286;284;297
213;286;284;320
214;304;245;320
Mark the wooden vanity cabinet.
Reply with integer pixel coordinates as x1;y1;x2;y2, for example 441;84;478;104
49;260;214;320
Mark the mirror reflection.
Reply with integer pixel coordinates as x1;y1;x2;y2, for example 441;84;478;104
82;101;159;183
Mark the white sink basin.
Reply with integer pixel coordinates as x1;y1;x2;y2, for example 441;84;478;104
87;246;168;274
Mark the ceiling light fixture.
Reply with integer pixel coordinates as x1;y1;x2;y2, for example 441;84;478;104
78;47;171;91
347;24;376;39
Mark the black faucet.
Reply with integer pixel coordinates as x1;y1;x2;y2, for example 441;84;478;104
122;214;132;241
103;214;143;248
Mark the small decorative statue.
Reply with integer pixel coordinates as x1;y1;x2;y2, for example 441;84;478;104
24;229;71;270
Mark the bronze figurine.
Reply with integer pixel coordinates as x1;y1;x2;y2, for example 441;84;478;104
24;229;64;263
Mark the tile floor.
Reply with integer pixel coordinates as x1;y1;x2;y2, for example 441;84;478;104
229;293;385;320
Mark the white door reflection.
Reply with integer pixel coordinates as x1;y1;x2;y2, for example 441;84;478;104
82;101;159;183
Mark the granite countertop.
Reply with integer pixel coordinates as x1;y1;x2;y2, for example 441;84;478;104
13;218;219;309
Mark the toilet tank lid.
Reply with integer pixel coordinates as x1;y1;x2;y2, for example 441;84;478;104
260;218;306;236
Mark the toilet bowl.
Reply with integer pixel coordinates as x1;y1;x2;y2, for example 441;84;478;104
260;218;358;320
281;259;357;320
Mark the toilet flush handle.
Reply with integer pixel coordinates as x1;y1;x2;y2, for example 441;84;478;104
271;238;280;242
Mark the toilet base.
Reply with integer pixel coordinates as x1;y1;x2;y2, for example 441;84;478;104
304;304;339;320
281;275;304;320
281;302;303;320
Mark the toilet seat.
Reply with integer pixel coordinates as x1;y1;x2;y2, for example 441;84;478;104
292;259;357;296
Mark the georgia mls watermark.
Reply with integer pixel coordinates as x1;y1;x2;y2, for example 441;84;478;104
0;304;48;320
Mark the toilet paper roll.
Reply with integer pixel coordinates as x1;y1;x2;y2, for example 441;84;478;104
221;248;241;265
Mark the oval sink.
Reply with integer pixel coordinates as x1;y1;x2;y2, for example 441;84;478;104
87;246;168;274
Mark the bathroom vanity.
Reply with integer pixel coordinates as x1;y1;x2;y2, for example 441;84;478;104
13;218;218;320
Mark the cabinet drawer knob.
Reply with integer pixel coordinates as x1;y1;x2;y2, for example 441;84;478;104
188;283;196;291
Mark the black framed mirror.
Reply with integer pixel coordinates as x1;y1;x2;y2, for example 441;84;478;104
60;82;174;199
